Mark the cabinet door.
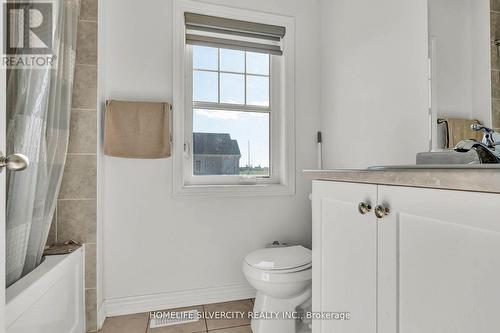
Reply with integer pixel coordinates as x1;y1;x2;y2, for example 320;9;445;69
312;181;377;333
378;186;500;333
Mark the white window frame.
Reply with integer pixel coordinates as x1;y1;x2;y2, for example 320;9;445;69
173;0;295;197
185;47;279;185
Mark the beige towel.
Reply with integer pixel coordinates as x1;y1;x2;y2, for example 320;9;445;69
104;100;171;158
443;118;483;148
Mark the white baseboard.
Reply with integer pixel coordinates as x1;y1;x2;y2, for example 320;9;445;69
97;302;106;330
103;284;256;318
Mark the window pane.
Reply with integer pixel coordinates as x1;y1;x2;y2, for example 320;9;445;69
193;109;269;176
220;73;245;104
193;70;218;102
193;46;218;70
247;75;269;107
246;52;269;75
220;49;245;73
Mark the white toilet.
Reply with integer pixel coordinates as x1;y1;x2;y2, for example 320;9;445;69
243;245;312;333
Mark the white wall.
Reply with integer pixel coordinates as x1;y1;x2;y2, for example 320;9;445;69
101;0;450;309
430;0;473;119
429;0;491;126
469;0;491;126
101;0;321;301
319;0;430;168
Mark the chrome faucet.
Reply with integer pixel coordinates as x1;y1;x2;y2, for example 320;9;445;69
471;124;496;148
454;125;500;164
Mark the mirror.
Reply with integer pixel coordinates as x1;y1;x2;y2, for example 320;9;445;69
428;0;499;150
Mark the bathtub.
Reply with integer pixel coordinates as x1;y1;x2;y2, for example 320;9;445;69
6;247;85;333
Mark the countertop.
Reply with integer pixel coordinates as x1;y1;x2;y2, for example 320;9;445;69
304;167;500;194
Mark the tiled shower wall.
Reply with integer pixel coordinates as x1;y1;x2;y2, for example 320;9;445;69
492;0;500;129
47;0;98;331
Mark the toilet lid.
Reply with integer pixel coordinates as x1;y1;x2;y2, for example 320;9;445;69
245;246;312;270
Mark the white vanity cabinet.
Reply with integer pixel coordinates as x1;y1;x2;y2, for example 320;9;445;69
312;180;500;333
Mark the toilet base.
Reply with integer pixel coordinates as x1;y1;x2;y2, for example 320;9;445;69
251;287;312;333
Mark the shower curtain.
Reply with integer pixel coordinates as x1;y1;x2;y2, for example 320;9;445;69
6;0;80;287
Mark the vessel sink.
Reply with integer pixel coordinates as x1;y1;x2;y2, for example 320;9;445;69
416;150;480;165
367;148;500;170
368;164;500;170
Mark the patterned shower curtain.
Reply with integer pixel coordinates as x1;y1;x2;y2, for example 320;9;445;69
5;0;80;287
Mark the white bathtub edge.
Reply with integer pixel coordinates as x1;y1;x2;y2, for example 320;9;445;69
5;247;84;329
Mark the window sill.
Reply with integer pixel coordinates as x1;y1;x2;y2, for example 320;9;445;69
173;183;295;197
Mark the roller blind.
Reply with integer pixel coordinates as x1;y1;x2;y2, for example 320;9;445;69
185;13;286;55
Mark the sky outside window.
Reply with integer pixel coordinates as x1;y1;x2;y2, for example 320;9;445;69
192;46;271;171
193;109;269;169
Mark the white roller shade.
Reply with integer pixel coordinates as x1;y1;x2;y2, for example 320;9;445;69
185;13;286;55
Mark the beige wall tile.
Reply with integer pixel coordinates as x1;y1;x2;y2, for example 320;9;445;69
85;244;96;288
86;289;97;332
492;71;500;99
76;21;97;65
204;300;252;331
80;0;98;21
100;313;149;333
73;65;97;109
57;200;96;243
59;155;97;199
492;45;500;71
492;12;500;41
492;0;500;12
493;8;500;126
493;99;500;128
70;8;98;333
69;110;97;154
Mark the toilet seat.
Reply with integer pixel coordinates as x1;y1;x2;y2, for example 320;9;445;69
249;262;312;274
245;246;312;271
243;261;312;284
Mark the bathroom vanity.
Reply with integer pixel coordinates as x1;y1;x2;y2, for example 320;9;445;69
306;168;500;333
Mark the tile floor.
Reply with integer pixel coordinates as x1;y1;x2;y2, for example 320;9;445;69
98;299;254;333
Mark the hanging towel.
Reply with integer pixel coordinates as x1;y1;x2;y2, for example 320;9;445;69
104;100;171;158
442;118;483;149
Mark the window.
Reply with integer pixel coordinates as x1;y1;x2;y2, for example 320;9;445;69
173;1;295;196
191;46;271;178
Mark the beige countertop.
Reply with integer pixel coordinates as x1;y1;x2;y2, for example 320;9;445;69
304;167;500;194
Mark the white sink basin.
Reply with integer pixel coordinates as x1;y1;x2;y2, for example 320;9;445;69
368;164;500;170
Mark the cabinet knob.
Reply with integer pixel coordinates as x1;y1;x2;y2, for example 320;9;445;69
375;205;390;219
358;202;372;215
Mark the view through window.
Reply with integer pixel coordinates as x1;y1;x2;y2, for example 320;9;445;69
192;46;271;177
